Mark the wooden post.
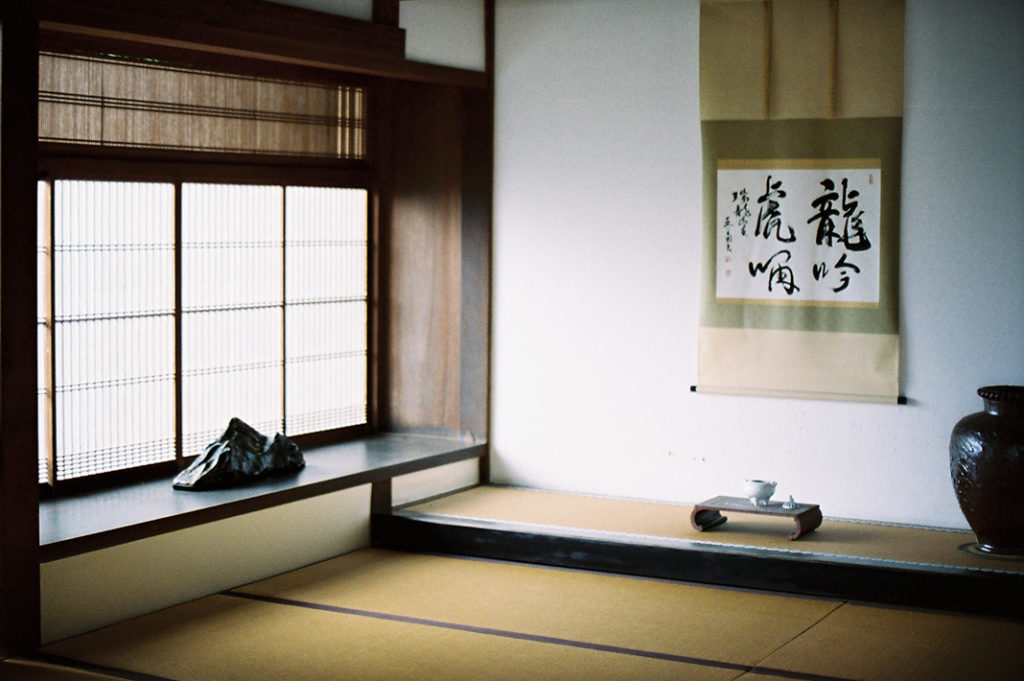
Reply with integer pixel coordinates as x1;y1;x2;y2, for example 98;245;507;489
373;0;400;27
1;0;42;655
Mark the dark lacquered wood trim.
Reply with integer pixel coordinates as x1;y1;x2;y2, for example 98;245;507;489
373;0;400;28
289;424;374;451
481;0;495;483
369;79;394;433
40;461;181;498
372;512;1024;620
468;0;494;482
1;0;42;655
38;0;488;89
458;3;494;448
39;0;406;61
459;92;493;443
39;145;375;187
37;30;381;90
370;479;393;515
174;182;185;468
40;437;486;562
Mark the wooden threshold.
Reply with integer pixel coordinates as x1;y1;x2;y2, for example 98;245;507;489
40;434;485;562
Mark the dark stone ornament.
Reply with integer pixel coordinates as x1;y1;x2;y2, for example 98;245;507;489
173;417;304;491
949;385;1024;556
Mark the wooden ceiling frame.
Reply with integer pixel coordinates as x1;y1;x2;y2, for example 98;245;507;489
38;0;487;89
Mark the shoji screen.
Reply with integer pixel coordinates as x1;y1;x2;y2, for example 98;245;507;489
39;180;368;481
284;187;368;435
180;184;285;457
46;180;176;481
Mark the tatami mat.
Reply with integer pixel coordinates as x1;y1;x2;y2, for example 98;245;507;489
403;485;1024;573
759;602;1024;681
234;548;842;667
35;548;1024;681
38;585;739;680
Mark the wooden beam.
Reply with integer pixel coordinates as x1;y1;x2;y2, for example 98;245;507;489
1;0;42;656
373;0;401;27
370;480;393;514
38;0;487;89
39;0;406;59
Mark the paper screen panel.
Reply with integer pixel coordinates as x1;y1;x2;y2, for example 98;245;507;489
49;181;176;480
284;187;368;434
181;184;285;456
38;183;52;484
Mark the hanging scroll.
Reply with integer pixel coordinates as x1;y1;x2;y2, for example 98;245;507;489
697;0;904;403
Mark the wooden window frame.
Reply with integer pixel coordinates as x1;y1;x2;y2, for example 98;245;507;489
35;44;383;494
37;154;380;494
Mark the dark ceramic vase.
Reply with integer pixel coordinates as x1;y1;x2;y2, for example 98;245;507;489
949;385;1024;555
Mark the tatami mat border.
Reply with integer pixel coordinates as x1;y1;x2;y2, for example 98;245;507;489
221;589;861;681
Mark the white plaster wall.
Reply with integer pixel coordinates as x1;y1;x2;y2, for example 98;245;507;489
491;0;1024;528
267;0;486;71
401;0;486;71
264;0;373;22
393;459;480;506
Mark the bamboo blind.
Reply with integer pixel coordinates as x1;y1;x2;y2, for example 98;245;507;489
39;52;366;159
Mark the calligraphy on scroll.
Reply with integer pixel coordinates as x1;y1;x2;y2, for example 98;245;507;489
716;162;881;305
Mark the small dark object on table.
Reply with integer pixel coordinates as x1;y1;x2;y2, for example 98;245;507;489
690;495;822;540
173;417;304;491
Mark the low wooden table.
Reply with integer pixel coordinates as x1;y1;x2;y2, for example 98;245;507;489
690;495;822;540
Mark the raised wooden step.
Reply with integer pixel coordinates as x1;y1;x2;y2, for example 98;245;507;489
371;486;1024;619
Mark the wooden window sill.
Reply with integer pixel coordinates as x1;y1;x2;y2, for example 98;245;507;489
39;433;485;562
